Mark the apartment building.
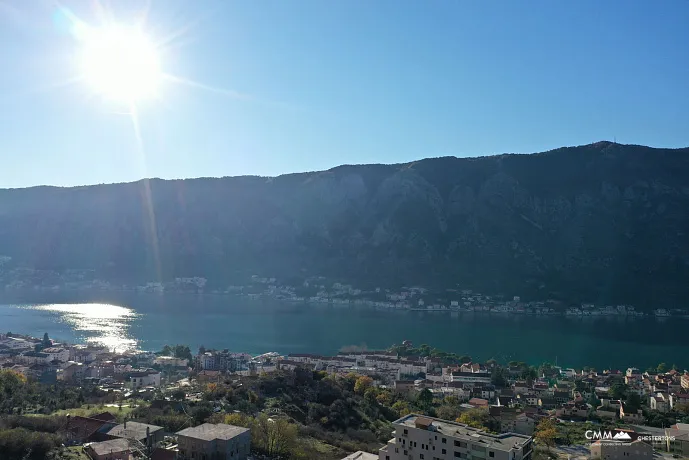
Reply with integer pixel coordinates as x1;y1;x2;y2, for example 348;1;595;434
197;350;248;372
153;356;189;367
177;423;251;460
450;371;492;385
19;351;50;365
42;347;70;363
681;373;689;390
0;337;32;350
650;393;670;413
379;414;533;460
127;369;161;389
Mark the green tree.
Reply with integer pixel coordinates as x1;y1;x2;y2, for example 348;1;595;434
354;376;373;395
444;395;459;406
538;362;554;377
521;366;538;383
376;390;393;406
491;366;508;387
42;333;51;347
610;383;628;400
459;355;472;364
657;363;667;373
250;413;299;457
342;373;358;391
417;388;434;409
392;400;411;417
364;387;378;404
224;412;251;427
173;345;192;362
418;344;432;356
625;392;641;412
534;418;558;451
456;408;488;429
676;403;689;415
437;404;460;421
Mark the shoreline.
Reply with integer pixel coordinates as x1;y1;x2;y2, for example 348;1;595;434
2;287;687;320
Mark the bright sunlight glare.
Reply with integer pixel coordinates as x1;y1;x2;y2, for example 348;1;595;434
79;26;161;102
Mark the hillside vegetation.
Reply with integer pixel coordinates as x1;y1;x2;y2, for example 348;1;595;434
1;142;689;308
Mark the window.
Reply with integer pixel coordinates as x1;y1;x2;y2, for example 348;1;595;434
420;455;424;459
454;440;460;447
404;429;409;435
489;452;495;458
386;457;390;460
404;450;408;455
442;449;446;454
442;438;447;444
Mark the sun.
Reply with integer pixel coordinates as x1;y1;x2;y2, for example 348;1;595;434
79;26;161;102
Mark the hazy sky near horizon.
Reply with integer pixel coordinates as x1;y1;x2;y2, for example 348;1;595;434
1;0;688;188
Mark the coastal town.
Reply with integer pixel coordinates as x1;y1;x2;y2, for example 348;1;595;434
0;263;687;319
1;331;688;459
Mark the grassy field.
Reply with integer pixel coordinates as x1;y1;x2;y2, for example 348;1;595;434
54;446;91;460
50;403;142;421
296;437;348;460
23;401;146;423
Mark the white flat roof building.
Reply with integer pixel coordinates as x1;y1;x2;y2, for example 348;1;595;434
379;414;533;460
341;451;378;460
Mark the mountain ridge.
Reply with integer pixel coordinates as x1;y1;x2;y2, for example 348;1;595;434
1;141;688;309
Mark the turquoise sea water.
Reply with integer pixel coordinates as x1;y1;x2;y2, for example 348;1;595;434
0;291;686;370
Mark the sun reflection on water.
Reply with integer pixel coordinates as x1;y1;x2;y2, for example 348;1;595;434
31;303;138;351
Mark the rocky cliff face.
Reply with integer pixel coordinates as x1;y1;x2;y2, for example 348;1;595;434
1;141;688;307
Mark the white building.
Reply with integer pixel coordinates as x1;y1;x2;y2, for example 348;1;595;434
0;337;32;350
379;414;533;460
450;371;492;385
19;351;50;365
650;393;670;413
129;370;161;389
154;356;189;367
42;347;70;363
70;345;108;362
200;352;216;370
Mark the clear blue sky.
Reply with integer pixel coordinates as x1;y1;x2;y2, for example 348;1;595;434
1;0;688;188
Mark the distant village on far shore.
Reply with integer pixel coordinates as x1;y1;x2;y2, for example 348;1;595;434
1;259;686;319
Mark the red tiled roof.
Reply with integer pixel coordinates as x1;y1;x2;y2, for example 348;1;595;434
91;412;116;422
63;416;116;442
468;398;489;407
